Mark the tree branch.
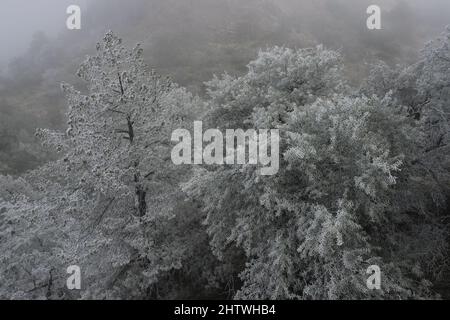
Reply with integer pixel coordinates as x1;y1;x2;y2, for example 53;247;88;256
118;73;125;95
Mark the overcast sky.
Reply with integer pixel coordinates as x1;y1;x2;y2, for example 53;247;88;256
0;0;449;69
0;0;89;67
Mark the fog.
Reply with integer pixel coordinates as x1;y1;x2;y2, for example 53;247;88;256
0;0;89;67
1;0;449;66
1;0;449;69
0;0;449;174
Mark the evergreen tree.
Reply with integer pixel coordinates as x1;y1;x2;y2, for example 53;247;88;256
184;45;448;299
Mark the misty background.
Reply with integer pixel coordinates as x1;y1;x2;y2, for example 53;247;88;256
0;0;449;175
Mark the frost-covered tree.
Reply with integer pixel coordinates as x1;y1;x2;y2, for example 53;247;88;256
363;26;450;212
2;30;449;300
183;46;448;299
45;31;213;299
1;31;217;299
365;27;450;146
204;45;345;130
0;167;80;299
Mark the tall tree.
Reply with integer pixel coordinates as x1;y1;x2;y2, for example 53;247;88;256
2;31;209;299
184;46;448;299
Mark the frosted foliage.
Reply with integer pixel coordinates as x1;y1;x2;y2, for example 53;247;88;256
2;32;205;299
1;31;449;300
184;46;449;299
205;46;345;129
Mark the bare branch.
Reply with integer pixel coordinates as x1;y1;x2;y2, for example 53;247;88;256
118;73;125;95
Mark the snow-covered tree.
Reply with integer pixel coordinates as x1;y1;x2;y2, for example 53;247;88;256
183;46;448;299
2;30;449;300
204;45;345;130
363;27;450;214
0;31;216;299
0;168;80;299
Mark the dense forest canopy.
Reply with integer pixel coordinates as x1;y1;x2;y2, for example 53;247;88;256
0;0;449;300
